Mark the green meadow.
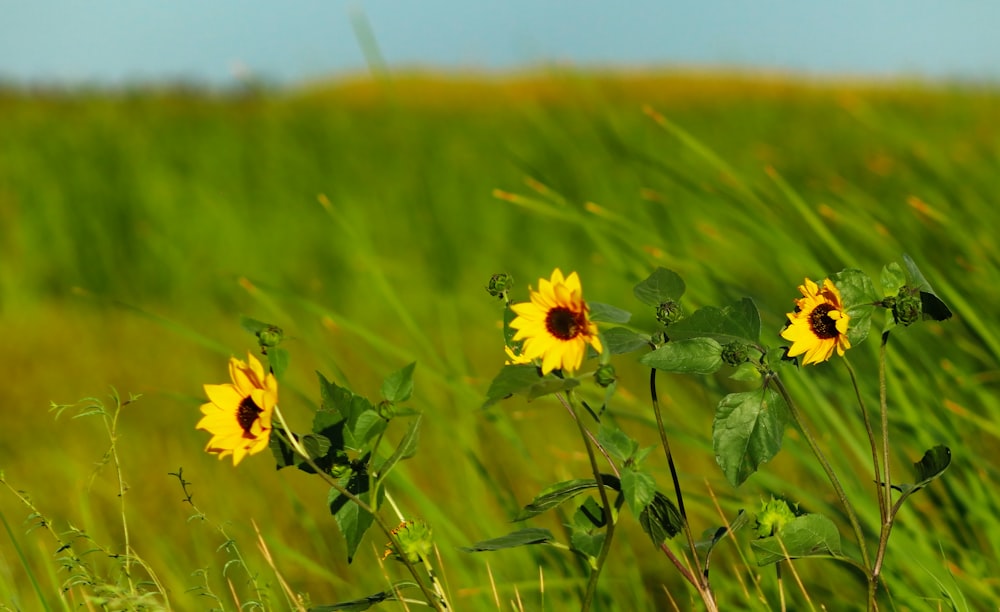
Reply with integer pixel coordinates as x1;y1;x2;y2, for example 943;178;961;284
0;72;998;610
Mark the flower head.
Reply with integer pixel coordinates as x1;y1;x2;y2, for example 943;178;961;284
197;352;277;466
780;278;851;365
509;269;603;375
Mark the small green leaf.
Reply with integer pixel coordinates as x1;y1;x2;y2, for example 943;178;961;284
621;469;656;516
461;528;555;552
514;475;621;521
639;491;684;547
714;387;790;487
695;510;749;557
329;475;383;563
381;362;416;403
832;268;879;346
633;268;686;306
901;254;953;321
603;327;649;355
589;302;632;324
729;362;762;382
880;262;906;296
376;415;422;484
597;425;638;463
524;377;580;401
640;337;723;374
751;514;843;565
666;298;761;345
267;347;289;380
239;316;271;335
309;582;420;612
268;424;298;470
301;434;332;462
570;497;607;562
893;445;952;501
483;365;541;408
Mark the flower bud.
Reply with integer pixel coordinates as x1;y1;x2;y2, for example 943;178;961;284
593;363;616;388
892;286;922;326
754;497;798;538
257;325;283;349
721;341;751;367
382;520;434;563
486;273;513;300
655;299;683;326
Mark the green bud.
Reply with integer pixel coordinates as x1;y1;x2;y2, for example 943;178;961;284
594;363;616;388
754;497;798;538
383;520;434;564
649;331;669;348
486;273;513;299
257;325;283;349
721;341;751;367
892;286;922;326
655;299;684;326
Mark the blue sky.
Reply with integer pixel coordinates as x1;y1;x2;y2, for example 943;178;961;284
2;1;998;86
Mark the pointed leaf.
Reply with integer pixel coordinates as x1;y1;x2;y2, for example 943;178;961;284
376;415;422;484
240;316;271;335
483;365;541;408
603;327;649;355
695;510;749;558
267;347;289;381
524;377;580;401
902;254;953;321
589;302;632;324
328;475;383;563
751;514;843;565
514;475;621;521
309;582;420;612
597;425;638;463
461;528;555;552
381;362;416;403
621;469;656;516
633;268;686;306
639;491;684;546
893;445;952;502
832;268;879;346
714;388;790;487
666;298;761;345
570;497;607;561
640;338;723;374
880;262;906;297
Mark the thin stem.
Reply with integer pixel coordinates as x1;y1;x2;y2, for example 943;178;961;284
770;374;872;571
561;390;615;612
842;357;886;524
872;331;895;587
271;406;446;611
650;369;718;612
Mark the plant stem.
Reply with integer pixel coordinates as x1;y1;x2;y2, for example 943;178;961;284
871;331;895;590
842;357;886;525
560;390;616;612
649;369;718;612
770;374;872;571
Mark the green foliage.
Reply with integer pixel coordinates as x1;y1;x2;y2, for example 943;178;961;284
751;514;844;565
633;267;686;306
482;364;579;407
513;476;620;521
602;327;649;355
893;445;952;500
461;528;555;552
638;491;684;547
381;362;416;404
666;298;762;346
714;388;791;487
641;337;724;374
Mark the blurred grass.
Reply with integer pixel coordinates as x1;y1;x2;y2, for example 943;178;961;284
0;71;998;610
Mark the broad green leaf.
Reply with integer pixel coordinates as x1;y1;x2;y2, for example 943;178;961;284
633;268;686;306
317;372;351;423
461;528;555;552
381;362;416;403
714;388;790;487
902;254;953;321
514;475;621;521
597;425;638;463
603;327;649;355
589;302;632;324
751;514;843;565
621;469;656;516
832;268;879;346
346;410;387;451
301;434;332;463
524;377;580;401
328;474;382;563
893;445;952;502
376;415;422;484
880;262;906;296
483;365;541;407
640;337;723;374
666;298;761;345
729;361;762;382
639;491;684;546
309;582;420;611
266;347;289;381
240;316;271;335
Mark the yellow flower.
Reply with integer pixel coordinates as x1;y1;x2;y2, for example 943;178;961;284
196;352;277;466
781;278;851;365
509;269;603;375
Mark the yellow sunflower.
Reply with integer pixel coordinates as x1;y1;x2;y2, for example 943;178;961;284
196;352;277;466
509;269;603;375
781;278;851;365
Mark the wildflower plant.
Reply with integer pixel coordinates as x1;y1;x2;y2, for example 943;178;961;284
478;258;953;611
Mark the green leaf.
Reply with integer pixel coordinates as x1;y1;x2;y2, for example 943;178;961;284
346;410;387;451
267;347;289;381
640;337;723;375
633;268;686;306
483;365;540;407
603;327;649;355
461;528;555;552
893;445;952;501
525;377;580;401
317;373;351;424
589;302;632;324
639;491;684;546
513;475;621;521
713;388;790;487
309;582;420;612
880;262;906;296
269;424;298;470
695;510;749;558
621;469;656;516
381;362;416;403
301;434;332;463
240;316;271;335
832;268;879;346
902;254;953;321
729;361;762;382
328;473;383;563
597;425;638;463
751;514;843;565
570;497;607;562
376;415;422;484
503;305;518;347
666;298;761;345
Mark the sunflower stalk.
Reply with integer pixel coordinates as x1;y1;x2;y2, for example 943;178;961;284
871;331;895;592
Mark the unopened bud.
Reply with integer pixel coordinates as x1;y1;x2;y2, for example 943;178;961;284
594;363;616;388
721;342;751;367
892;286;922;326
486;273;513;300
655;300;683;326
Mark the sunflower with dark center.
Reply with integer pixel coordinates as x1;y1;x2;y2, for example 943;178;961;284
197;352;277;466
781;278;852;365
509;269;603;375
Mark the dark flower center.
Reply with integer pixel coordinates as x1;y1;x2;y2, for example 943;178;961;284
809;304;840;339
237;395;263;437
546;306;586;341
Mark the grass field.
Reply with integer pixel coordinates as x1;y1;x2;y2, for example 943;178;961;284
0;71;998;611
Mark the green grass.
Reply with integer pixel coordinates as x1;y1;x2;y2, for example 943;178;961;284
0;71;998;610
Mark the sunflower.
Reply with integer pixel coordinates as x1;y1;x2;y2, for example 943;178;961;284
781;278;851;365
509;269;603;375
196;352;277;465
